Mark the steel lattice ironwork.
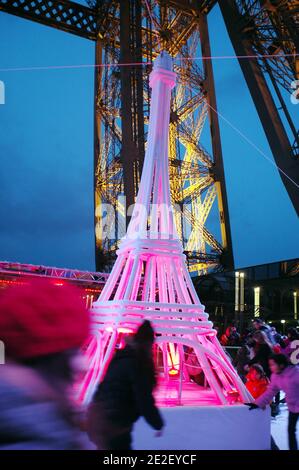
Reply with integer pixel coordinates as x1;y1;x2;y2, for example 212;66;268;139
233;0;299;160
0;0;98;38
236;0;299;93
1;0;298;274
91;1;229;275
219;0;299;212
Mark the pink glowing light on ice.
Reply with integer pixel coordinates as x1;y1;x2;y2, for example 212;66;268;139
105;326;134;334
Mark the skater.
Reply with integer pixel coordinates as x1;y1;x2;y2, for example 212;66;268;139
245;364;269;399
87;320;164;450
248;331;273;378
245;354;299;450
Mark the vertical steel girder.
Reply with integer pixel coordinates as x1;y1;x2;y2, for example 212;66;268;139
198;14;234;269
119;0;140;225
219;0;299;216
119;0;144;226
94;39;104;270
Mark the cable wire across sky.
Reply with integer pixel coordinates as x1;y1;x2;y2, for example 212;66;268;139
0;53;298;73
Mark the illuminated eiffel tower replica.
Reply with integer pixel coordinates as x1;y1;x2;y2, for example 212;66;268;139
78;52;251;406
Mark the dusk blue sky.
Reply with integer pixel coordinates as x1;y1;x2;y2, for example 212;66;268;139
0;4;298;271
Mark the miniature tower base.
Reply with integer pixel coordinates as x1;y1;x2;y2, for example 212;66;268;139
133;405;271;450
77;52;252;408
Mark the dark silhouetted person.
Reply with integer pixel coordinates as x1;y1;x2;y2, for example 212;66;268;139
87;320;164;450
252;319;274;345
248;331;273;378
233;343;251;383
220;326;240;347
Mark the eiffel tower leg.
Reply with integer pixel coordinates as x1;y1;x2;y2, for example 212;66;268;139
163;343;170;379
114;256;133;299
100;255;126;300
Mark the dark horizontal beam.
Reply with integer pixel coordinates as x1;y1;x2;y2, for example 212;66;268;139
0;0;97;40
160;0;217;15
0;0;217;41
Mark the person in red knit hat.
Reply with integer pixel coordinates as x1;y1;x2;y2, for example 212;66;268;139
0;277;90;449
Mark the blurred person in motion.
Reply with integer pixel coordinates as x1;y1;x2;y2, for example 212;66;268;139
282;328;299;360
233;341;251;383
87;320;164;450
247;330;281;416
245;354;299;450
252;319;274;345
269;326;285;353
248;331;273;378
245;364;269;399
0;278;90;450
220;326;240;347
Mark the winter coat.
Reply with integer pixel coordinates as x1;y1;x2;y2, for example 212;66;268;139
249;343;273;377
0;363;87;450
245;376;269;399
88;345;163;437
233;345;250;381
259;325;275;345
256;366;299;413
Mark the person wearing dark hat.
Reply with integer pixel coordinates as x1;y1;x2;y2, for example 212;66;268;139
0;278;90;449
87;320;164;450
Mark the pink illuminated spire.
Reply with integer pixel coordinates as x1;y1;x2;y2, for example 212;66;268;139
126;51;177;241
77;52;252;406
